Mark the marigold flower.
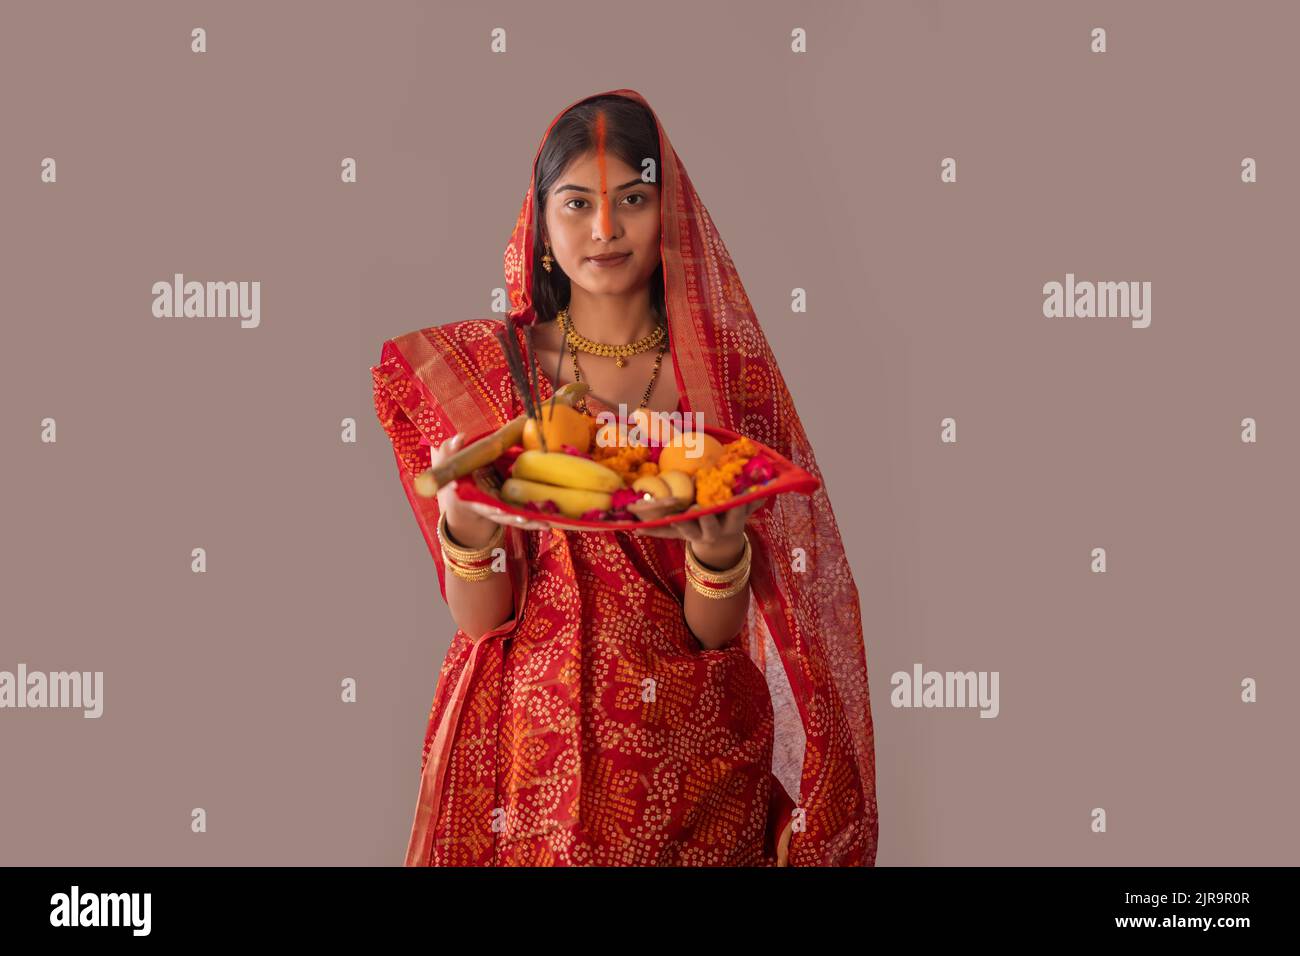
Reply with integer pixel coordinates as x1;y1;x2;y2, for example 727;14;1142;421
695;438;768;507
592;441;651;485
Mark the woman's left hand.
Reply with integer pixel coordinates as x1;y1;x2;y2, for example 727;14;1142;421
631;499;761;567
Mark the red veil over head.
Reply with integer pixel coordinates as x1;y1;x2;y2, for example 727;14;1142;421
502;89;878;865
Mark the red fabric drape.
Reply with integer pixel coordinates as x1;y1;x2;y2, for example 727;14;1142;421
373;89;877;866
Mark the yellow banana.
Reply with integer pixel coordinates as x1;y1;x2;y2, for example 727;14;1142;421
510;450;624;493
501;478;613;519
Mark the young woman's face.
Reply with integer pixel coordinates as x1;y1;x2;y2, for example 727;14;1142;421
542;149;661;298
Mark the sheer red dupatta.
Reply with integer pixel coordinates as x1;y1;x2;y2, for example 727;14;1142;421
499;89;879;865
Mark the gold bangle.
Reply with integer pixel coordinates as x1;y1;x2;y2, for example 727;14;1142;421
685;533;751;583
685;533;751;599
438;512;503;561
686;558;751;590
442;549;497;582
444;559;495;583
686;565;751;599
438;513;503;581
687;553;751;585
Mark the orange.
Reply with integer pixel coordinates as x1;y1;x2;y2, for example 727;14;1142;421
630;407;677;446
522;404;596;454
656;432;723;476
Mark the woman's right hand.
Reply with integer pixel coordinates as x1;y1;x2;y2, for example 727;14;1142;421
435;433;553;540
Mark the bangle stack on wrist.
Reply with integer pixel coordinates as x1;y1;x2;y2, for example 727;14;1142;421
437;513;504;582
685;533;752;599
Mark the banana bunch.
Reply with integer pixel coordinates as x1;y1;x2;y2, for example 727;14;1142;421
500;450;624;518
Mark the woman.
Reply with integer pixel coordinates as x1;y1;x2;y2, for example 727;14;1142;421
372;89;878;866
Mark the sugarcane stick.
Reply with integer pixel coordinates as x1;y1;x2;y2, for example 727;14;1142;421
412;381;591;497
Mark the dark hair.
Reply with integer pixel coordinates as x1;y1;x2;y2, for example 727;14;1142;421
530;95;665;325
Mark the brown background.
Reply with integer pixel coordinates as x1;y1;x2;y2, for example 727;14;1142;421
2;0;1296;865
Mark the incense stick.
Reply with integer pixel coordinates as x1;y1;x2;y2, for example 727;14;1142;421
495;324;548;453
553;308;571;422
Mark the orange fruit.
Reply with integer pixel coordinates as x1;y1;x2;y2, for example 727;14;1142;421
523;404;596;454
656;432;723;476
629;408;677;446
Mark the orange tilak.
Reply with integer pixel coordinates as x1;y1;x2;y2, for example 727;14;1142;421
594;110;612;234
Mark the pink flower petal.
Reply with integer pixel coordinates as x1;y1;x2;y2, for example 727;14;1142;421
740;453;776;485
610;487;642;510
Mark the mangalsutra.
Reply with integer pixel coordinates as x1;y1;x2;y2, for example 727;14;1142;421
568;338;667;416
550;307;670;416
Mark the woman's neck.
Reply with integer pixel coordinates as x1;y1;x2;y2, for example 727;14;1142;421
565;287;660;345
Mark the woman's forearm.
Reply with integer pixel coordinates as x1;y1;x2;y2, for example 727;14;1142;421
442;513;515;640
683;536;749;650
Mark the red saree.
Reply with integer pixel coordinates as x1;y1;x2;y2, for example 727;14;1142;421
371;89;878;866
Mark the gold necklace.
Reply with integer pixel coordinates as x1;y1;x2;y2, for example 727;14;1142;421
557;307;666;367
568;338;668;416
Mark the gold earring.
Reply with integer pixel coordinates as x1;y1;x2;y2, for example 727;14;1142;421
541;242;553;273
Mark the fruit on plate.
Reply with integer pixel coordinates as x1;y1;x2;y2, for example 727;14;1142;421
632;473;692;515
656;432;724;476
631;474;672;500
522;404;598;454
629;407;677;446
510;449;624;493
657;469;695;504
592;442;658;485
591;408;677;451
501;478;613;519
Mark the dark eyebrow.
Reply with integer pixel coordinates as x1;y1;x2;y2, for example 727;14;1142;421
554;177;648;195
